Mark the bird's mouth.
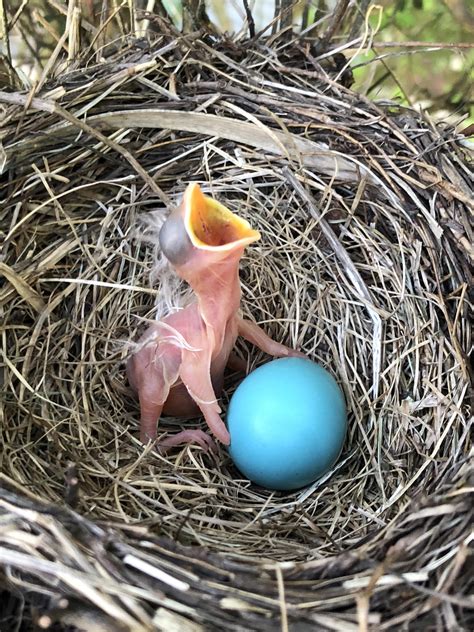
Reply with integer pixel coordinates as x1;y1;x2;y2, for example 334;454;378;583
184;183;260;251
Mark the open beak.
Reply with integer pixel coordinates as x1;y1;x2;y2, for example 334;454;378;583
159;183;260;267
183;183;260;251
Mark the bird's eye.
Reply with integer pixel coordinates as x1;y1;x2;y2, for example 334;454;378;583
159;213;193;265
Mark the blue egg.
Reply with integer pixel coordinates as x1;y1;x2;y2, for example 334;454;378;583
226;357;347;491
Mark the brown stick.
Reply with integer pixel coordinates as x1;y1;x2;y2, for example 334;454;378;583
242;0;255;38
322;0;350;44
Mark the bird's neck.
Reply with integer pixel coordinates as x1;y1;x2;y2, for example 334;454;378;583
188;256;242;330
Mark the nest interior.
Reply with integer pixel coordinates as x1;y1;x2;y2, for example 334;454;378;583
1;24;473;632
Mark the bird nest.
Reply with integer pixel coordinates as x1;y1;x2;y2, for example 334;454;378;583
1;24;473;632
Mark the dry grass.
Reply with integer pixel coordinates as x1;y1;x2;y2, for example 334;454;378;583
0;12;473;632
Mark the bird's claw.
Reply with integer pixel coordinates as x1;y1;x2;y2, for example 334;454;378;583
286;348;306;359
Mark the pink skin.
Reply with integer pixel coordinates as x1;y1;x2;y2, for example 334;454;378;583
128;184;304;451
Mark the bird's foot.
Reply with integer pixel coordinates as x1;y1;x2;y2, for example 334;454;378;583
156;429;218;453
237;318;306;360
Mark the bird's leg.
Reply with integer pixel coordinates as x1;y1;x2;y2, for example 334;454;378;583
136;367;217;452
135;364;217;452
237;317;305;358
179;350;231;445
127;335;180;444
133;363;171;443
138;388;165;444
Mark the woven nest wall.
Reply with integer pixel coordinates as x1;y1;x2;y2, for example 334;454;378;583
1;24;473;632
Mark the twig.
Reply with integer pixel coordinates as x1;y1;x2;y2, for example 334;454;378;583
182;0;209;32
0;91;169;203
242;0;255;39
275;566;289;632
349;0;371;39
301;1;310;30
64;462;80;508
272;0;281;35
369;40;474;49
280;0;294;34
0;0;11;63
322;0;350;44
6;0;28;30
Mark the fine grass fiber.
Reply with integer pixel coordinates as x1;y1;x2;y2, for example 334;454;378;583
1;12;473;632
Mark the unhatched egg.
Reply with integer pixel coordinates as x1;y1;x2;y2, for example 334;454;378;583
227;357;347;491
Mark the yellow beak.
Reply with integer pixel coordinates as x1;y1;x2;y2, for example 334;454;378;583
183;183;260;251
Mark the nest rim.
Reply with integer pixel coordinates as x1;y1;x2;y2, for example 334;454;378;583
0;25;473;632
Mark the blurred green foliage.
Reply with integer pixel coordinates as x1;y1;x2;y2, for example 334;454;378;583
357;0;473;125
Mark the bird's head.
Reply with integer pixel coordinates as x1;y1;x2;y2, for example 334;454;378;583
159;183;260;284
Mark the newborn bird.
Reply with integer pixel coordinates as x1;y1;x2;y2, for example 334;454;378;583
128;183;303;450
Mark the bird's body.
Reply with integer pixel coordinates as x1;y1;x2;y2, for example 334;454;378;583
128;183;303;449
